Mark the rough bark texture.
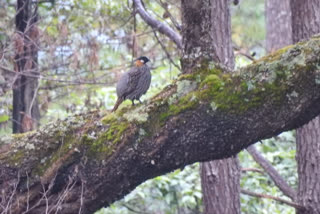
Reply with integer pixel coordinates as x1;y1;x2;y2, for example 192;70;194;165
265;0;292;53
291;0;320;44
296;118;320;214
201;158;240;214
291;1;320;213
1;36;320;213
195;1;240;213
13;0;40;133
181;0;233;73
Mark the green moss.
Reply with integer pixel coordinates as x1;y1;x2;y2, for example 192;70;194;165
84;120;129;158
159;91;199;123
178;73;199;81
7;150;24;166
254;44;295;64
156;64;228;122
192;60;290;114
12;131;35;140
199;74;224;91
101;112;117;124
123;107;149;123
33;138;75;176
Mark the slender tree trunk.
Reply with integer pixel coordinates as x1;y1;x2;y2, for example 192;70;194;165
181;1;240;213
13;0;40;133
291;1;320;213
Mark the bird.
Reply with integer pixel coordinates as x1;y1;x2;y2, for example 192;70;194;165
112;56;151;112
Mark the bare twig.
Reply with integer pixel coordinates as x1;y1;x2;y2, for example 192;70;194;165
133;0;182;49
123;204;149;214
235;50;255;61
241;167;265;174
247;145;296;200
0;65;112;86
78;179;84;214
153;31;181;70
241;189;304;210
27;77;40;116
3;172;20;214
157;0;181;31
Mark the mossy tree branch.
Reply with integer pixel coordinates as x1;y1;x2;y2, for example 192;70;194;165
1;36;320;213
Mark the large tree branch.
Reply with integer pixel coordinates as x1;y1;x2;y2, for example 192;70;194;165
1;36;320;213
133;0;182;49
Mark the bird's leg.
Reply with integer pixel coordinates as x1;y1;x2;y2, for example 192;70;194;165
138;99;142;104
131;100;135;106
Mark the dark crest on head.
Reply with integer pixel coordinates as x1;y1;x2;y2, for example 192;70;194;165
136;56;150;64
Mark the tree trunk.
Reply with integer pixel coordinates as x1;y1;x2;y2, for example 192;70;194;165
181;0;232;73
265;0;292;53
200;158;240;214
13;0;40;133
291;1;320;213
296;118;320;214
182;0;241;213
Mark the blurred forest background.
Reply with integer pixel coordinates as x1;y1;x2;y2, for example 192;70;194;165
0;0;297;213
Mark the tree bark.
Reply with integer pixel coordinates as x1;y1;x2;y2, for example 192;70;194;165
291;1;320;44
265;0;292;53
296;118;320;214
185;1;241;213
291;1;320;213
201;158;240;214
13;0;40;133
181;0;231;74
0;35;320;213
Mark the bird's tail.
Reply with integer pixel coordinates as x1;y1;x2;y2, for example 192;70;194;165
111;98;123;112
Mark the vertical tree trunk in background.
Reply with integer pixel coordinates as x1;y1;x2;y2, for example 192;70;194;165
291;1;320;213
200;158;240;214
13;0;40;133
265;0;292;52
181;1;240;213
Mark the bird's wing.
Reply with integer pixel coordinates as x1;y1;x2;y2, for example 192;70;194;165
137;65;151;95
122;67;142;98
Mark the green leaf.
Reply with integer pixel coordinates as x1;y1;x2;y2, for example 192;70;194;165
0;115;9;123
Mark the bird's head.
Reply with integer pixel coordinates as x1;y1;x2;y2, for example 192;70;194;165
135;56;150;67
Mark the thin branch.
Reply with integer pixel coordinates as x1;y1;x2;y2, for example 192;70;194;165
0;65;111;86
235;50;255;61
157;0;181;31
78;179;84;214
123;204;149;214
153;31;181;70
133;0;182;49
241;167;265;174
246;145;296;200
241;189;304;210
27;79;40;116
